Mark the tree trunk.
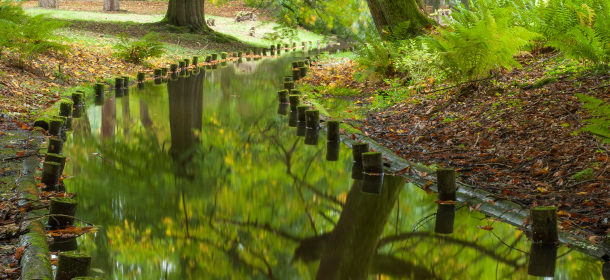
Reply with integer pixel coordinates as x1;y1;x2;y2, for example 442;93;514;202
365;0;433;39
165;0;212;32
103;0;120;11
38;0;57;8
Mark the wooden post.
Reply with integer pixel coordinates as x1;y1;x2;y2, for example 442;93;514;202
114;77;123;89
289;95;300;111
278;90;289;103
95;94;103;106
178;61;186;70
436;168;456;201
352;142;369;162
362;152;384;193
277;103;289;115
290;89;300;95
153;69;162;79
284;76;293;82
531;206;558;244
49;237;77;252
94;83;104;96
183;58;190;67
137;72;145;83
352;161;364;180
161;68;168;76
41;161;61;190
45;153;66;175
289;110;297;127
284;81;294;90
297;105;308;122
528;244;557;277
122;76;129;87
170;64;178;73
49;119;63;136
327;120;340;142
262;49;267;56
292;61;299;69
205;55;212;63
326;141;339;161
292;69;301;81
304;128;319;145
192;56;199;66
48;137;63;154
48;197;77;229
221;52;228;59
71;92;83;106
299;66;307;77
55;252;91;280
305;110;319;128
434;204;456;234
211;53;218;61
238;51;243;58
59;101;73;117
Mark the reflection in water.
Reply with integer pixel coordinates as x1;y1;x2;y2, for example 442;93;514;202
434;204;456;234
64;56;605;280
528;244;557;277
304;128;318;145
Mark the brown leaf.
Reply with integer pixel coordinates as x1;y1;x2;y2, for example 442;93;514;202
14;246;25;260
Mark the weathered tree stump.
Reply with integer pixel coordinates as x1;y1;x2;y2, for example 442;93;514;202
531;206;558;244
352;142;369;162
55;252;91;280
305;110;319;128
48;197;77;229
436;168;456;201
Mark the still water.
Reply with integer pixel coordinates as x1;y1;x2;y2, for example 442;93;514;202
63;54;605;279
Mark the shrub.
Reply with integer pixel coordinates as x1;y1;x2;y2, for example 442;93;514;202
575;93;610;143
0;1;66;65
393;39;445;85
113;32;165;64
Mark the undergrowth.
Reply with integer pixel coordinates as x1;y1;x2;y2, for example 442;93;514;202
113;32;165;64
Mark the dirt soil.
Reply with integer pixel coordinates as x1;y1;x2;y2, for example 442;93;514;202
21;0;268;19
303;52;610;239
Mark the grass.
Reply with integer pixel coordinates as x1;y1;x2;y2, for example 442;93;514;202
25;8;325;48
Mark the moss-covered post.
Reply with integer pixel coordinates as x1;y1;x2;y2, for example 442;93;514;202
221;52;228;59
304;128;319;145
59;101;73;118
531;206;558;244
137;72;145;83
114;77;123;90
305;110;319;129
528;244;557;277
49;119;63;137
292;69;301;81
179;61;186;71
289;95;300;111
299;66;307;77
183;58;190;67
284;81;294;90
436;168;456;201
48;137;63;154
48;197;77;229
122;76;129;86
290;89;300;95
41;161;61;190
238;51;243;58
326;141;339;161
94;83;104;96
161;67;168;76
153;69;162;79
296;121;306;136
327;120;340;142
289;110;297;127
284;76;293;82
170;64;178;73
277;103;289;115
297;105;309;122
278;90;289;103
435;204;456;234
211;53;218;61
352;142;369;162
205;55;212;63
192;56;199;66
45;153;66;175
55;252;91;280
292;61;299;69
362;152;384;193
71;92;83;106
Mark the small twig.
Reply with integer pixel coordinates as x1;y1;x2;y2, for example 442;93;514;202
1;152;38;162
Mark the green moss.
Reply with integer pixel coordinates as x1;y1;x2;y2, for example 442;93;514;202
570;168;594;181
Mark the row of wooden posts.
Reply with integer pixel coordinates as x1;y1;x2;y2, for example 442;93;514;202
39;92;97;279
279;53;560;261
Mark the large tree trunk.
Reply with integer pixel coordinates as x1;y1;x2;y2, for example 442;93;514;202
103;0;120;11
366;0;433;39
165;0;212;32
38;0;57;8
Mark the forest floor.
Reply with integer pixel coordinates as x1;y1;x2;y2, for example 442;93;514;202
302;51;610;240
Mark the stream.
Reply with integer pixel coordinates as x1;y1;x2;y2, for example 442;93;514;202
61;53;606;279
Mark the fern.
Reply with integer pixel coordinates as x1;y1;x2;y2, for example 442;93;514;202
575;93;610;143
426;2;538;82
113;32;165;64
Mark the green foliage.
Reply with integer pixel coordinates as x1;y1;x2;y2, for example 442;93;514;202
0;1;66;65
355;37;394;79
538;0;610;64
426;1;538;82
393;39;445;85
575;93;610;143
570;168;595;181
113;32;165;64
371;78;412;109
262;24;298;43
